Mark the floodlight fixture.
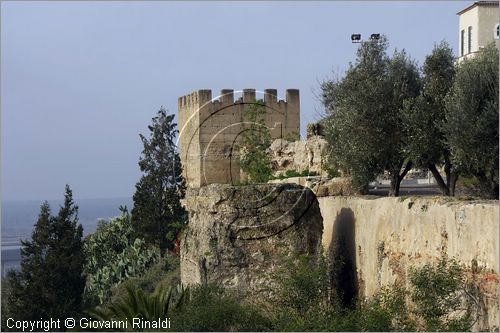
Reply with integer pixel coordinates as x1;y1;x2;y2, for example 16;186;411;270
351;34;361;43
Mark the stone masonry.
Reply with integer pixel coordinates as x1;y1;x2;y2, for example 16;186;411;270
178;89;300;188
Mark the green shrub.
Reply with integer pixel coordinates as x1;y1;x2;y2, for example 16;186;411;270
240;102;273;183
83;210;159;306
109;254;180;304
272;254;330;312
459;176;480;188
269;169;319;181
409;256;473;331
283;169;318;178
455;176;488;198
87;284;176;332
269;253;395;331
171;284;272;331
285;169;301;178
268;253;475;332
87;251;477;332
372;283;416;331
269;254;336;331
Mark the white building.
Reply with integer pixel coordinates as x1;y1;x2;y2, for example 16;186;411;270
457;1;499;61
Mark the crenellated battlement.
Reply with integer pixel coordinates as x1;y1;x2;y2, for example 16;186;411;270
178;89;300;110
178;88;300;188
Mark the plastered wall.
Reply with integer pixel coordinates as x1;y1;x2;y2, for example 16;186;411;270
318;196;499;330
458;2;499;61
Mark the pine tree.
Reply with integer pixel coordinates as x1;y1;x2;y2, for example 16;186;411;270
131;107;186;255
4;185;85;322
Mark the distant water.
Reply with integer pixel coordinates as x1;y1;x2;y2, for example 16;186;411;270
1;197;133;278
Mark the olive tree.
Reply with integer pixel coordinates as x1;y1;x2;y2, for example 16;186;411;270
404;42;457;195
321;36;421;196
443;44;499;198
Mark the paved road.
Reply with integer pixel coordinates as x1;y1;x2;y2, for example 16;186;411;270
368;184;442;196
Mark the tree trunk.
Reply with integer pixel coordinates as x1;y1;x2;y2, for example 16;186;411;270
444;158;452;186
428;164;449;196
388;161;413;197
448;170;458;196
443;155;459;196
400;160;413;180
388;172;400;197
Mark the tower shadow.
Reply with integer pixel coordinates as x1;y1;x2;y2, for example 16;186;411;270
329;207;357;308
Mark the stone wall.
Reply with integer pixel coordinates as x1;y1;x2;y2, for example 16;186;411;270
268;136;327;176
318;196;499;330
180;183;323;296
178;89;300;188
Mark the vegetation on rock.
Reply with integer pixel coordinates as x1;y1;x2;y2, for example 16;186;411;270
269;169;319;180
240;101;273;183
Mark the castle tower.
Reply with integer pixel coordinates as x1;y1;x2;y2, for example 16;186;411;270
178;89;300;188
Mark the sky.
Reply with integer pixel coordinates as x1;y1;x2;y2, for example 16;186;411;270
1;1;470;201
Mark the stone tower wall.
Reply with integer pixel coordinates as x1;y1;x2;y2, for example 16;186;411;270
178;89;300;187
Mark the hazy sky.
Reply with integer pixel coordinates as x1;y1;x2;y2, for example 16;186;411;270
2;1;470;201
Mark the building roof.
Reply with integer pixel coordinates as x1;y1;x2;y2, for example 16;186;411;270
457;1;499;15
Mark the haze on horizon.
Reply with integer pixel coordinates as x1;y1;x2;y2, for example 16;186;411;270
1;1;470;202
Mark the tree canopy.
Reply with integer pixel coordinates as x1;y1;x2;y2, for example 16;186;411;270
321;37;498;199
131;107;187;254
443;44;499;198
5;185;85;321
404;41;457;195
321;36;421;196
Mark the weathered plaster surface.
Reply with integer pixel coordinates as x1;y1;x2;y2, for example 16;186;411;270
319;196;499;330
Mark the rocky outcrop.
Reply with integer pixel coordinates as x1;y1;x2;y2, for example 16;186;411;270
180;183;323;295
269;136;327;176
